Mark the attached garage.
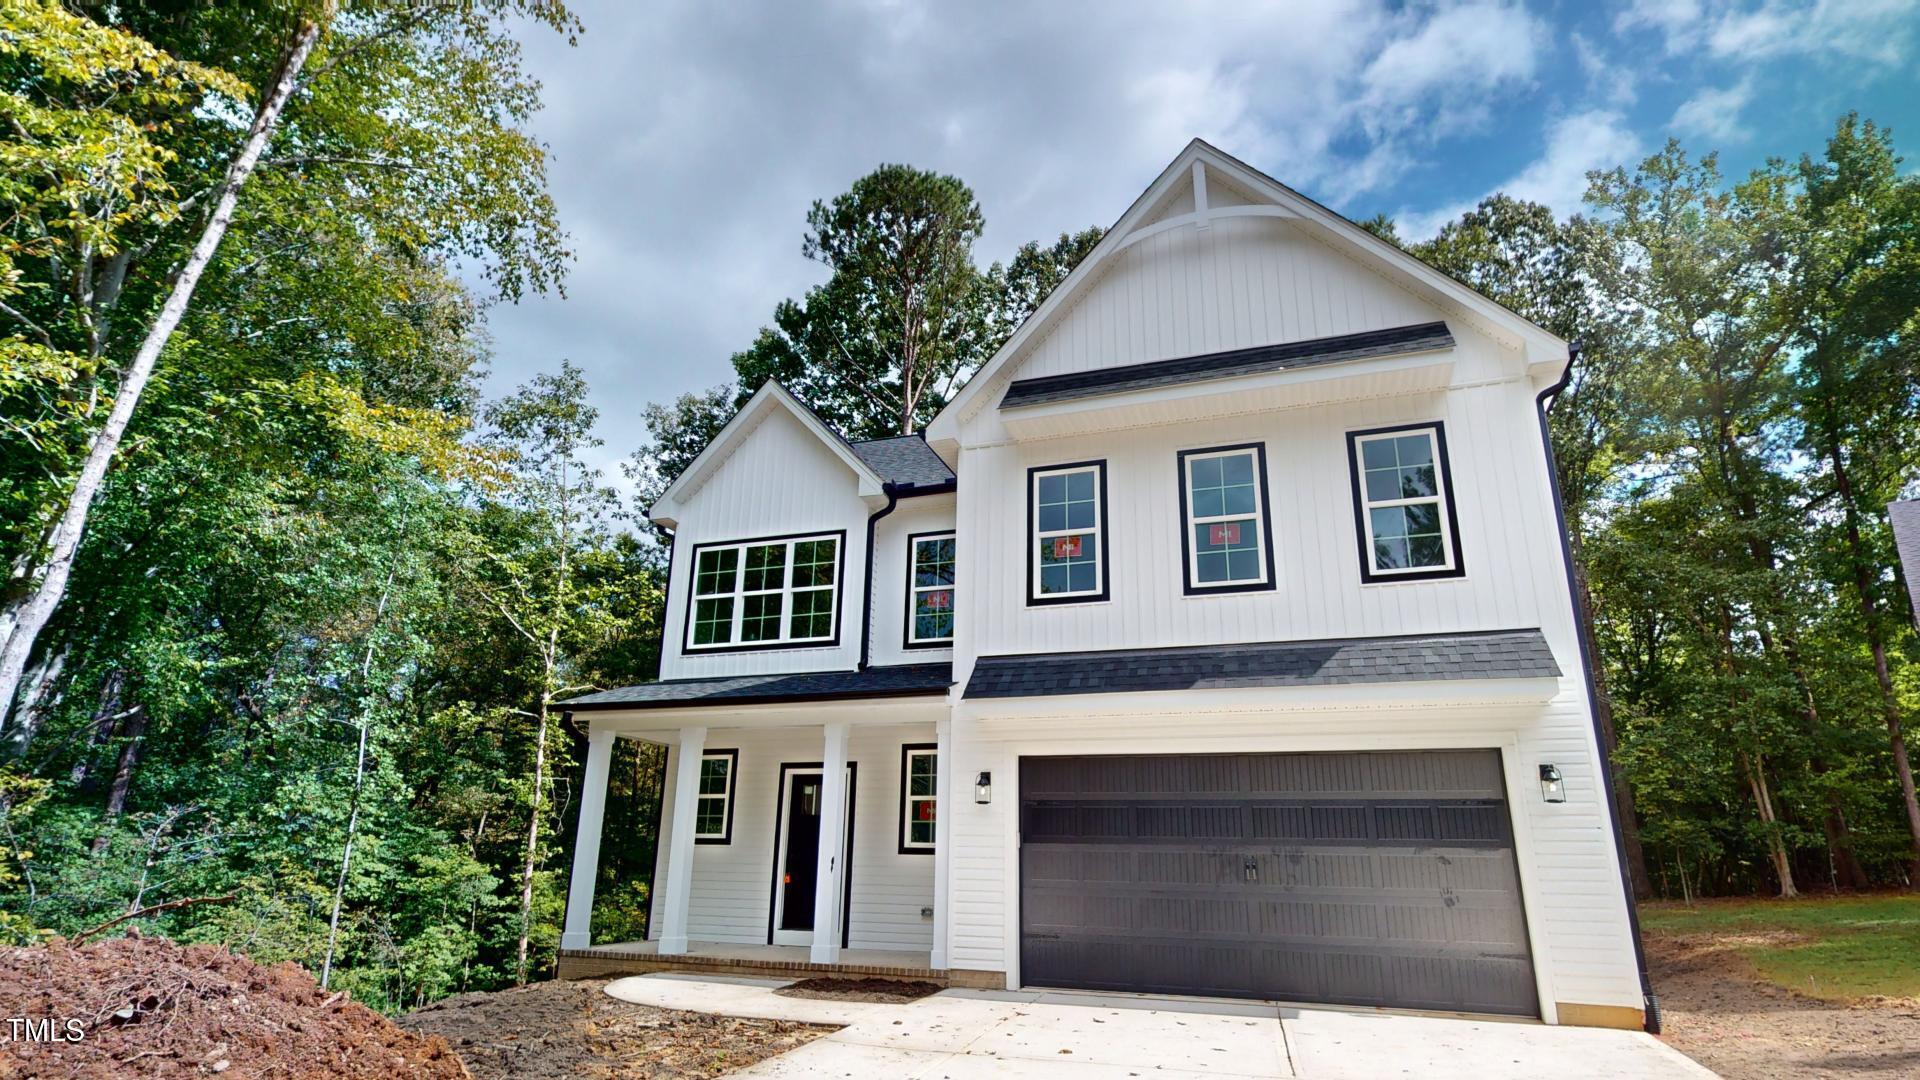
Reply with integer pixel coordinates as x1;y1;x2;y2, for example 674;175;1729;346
1019;749;1537;1016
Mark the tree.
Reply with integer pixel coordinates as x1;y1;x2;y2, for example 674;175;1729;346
469;361;617;983
731;165;988;438
0;0;328;726
1779;115;1920;882
0;0;577;726
981;227;1105;343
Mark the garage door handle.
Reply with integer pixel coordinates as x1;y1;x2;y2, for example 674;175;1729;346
1243;856;1258;882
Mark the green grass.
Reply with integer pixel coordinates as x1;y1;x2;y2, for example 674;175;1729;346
1642;892;1920;1001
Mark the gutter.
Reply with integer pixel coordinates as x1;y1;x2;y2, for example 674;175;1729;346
858;477;958;671
858;483;902;671
1535;346;1660;1034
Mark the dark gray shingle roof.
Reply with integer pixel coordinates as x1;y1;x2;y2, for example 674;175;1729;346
848;434;955;490
999;321;1455;409
561;662;952;710
963;629;1559;699
1892;500;1920;631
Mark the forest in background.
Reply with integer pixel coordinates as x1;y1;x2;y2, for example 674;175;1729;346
1;0;1916;1015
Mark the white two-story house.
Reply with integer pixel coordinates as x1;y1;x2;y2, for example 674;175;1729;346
554;140;1652;1031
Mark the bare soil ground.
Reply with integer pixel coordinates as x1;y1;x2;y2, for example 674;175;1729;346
772;977;943;1003
1648;933;1920;1078
399;979;829;1080
0;932;469;1080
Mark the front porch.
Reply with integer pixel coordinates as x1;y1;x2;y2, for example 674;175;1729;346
554;939;980;985
556;668;956;981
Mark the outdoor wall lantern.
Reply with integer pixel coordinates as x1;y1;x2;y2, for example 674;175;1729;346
1539;763;1566;803
974;771;992;804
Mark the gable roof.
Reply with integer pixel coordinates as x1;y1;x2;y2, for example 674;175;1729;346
925;139;1569;445
647;380;888;527
999;322;1454;409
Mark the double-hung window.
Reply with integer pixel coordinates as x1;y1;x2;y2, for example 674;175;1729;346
687;532;842;650
899;745;937;852
1178;444;1274;592
1029;461;1107;603
694;749;738;843
906;532;956;646
1347;423;1463;582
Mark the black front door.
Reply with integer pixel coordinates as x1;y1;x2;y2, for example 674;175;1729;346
780;774;823;931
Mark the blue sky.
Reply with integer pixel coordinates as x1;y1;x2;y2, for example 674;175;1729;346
475;0;1920;479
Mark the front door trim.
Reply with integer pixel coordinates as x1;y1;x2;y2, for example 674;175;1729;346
766;760;857;948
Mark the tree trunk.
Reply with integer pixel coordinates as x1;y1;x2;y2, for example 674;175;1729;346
0;13;328;729
515;692;550;985
6;647;65;757
90;705;148;854
1742;752;1798;898
321;716;369;991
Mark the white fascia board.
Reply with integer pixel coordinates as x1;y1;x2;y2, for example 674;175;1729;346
646;381;887;527
960;677;1563;724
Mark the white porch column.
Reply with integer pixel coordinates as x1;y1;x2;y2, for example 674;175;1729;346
930;716;952;970
559;727;616;950
810;721;850;964
656;725;707;955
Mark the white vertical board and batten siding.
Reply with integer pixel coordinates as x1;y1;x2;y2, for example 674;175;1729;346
868;495;957;669
659;406;871;680
938;210;1641;1013
647;724;936;952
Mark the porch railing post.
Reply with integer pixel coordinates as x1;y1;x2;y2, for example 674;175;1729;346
657;725;708;955
559;726;616;950
810;721;850;964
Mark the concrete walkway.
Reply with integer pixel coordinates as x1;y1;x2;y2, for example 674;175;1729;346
604;974;1716;1079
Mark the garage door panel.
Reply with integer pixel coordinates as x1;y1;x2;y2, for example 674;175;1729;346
1019;750;1537;1017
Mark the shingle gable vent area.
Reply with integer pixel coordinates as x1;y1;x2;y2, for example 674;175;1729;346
998;321;1455;409
964;628;1559;698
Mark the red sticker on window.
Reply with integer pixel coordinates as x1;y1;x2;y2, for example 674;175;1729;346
926;590;952;610
1210;523;1241;546
915;802;934;821
1051;536;1082;559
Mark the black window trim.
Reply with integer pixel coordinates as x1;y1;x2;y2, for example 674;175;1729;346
1175;441;1278;595
902;530;957;650
693;747;740;845
898;743;938;854
680;528;849;654
1345;421;1466;584
1026;459;1111;606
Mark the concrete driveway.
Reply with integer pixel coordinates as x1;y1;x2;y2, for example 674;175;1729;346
604;974;1714;1079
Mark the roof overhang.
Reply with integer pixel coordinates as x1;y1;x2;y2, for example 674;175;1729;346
961;676;1563;726
997;343;1454;442
580;694;950;735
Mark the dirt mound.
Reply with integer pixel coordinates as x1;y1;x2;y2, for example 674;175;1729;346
774;977;943;1003
401;979;828;1079
0;931;469;1079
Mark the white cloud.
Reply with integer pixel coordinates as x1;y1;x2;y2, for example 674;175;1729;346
1571;31;1636;106
1670;78;1756;143
1617;0;1920;66
1394;110;1643;239
1358;1;1550;137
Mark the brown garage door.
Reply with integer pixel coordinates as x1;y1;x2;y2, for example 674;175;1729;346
1019;750;1537;1015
